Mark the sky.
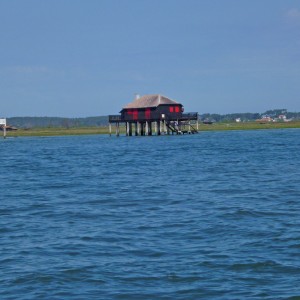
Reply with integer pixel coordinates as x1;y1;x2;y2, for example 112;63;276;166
0;0;300;117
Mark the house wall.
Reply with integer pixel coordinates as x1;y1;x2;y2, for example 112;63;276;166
122;105;183;122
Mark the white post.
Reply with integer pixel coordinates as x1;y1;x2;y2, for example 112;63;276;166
126;122;129;136
154;121;157;135
109;123;112;136
116;123;120;137
145;121;149;136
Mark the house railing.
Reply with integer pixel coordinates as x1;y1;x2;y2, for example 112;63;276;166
109;115;123;122
109;112;198;122
181;112;198;120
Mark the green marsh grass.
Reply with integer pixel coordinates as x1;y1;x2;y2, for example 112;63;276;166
4;121;300;137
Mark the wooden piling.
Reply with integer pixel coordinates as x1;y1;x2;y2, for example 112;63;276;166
167;122;170;135
129;123;132;136
116;122;120;137
141;122;144;136
149;122;152;136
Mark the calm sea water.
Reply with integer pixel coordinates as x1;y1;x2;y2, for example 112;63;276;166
1;129;300;299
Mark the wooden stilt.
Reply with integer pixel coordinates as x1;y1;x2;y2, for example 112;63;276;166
149;122;152;136
129;123;132;136
3;126;6;139
116;122;120;137
167;122;170;135
135;122;138;136
141;122;144;136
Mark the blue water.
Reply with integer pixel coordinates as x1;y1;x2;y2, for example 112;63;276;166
1;129;300;299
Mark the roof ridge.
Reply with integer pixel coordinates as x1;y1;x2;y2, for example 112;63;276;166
122;94;180;109
161;94;178;103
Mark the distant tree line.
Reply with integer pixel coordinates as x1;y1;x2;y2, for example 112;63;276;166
199;109;300;122
200;112;260;122
7;116;108;128
6;109;300;128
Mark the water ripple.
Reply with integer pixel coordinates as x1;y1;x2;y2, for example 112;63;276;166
1;130;300;299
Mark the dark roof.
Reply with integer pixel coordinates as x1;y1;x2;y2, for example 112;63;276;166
122;94;181;109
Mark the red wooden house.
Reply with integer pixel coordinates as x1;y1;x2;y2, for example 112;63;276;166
109;94;198;136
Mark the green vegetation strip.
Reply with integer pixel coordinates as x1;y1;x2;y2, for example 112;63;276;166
6;127;109;137
199;121;300;131
4;122;300;137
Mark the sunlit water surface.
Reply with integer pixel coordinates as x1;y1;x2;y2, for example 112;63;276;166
1;129;300;299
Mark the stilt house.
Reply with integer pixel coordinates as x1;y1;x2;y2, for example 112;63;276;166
109;94;198;136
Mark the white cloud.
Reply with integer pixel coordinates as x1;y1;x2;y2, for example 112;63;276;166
286;8;300;23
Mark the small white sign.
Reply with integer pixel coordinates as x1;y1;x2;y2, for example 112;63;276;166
0;118;6;126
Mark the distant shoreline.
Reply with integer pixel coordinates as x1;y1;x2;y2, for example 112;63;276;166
2;121;300;137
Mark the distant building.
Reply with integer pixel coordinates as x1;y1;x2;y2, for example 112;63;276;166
276;114;293;122
109;94;198;136
235;118;241;123
278;115;287;120
256;116;273;123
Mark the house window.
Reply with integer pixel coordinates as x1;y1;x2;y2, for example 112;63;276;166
175;106;180;113
169;107;174;112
